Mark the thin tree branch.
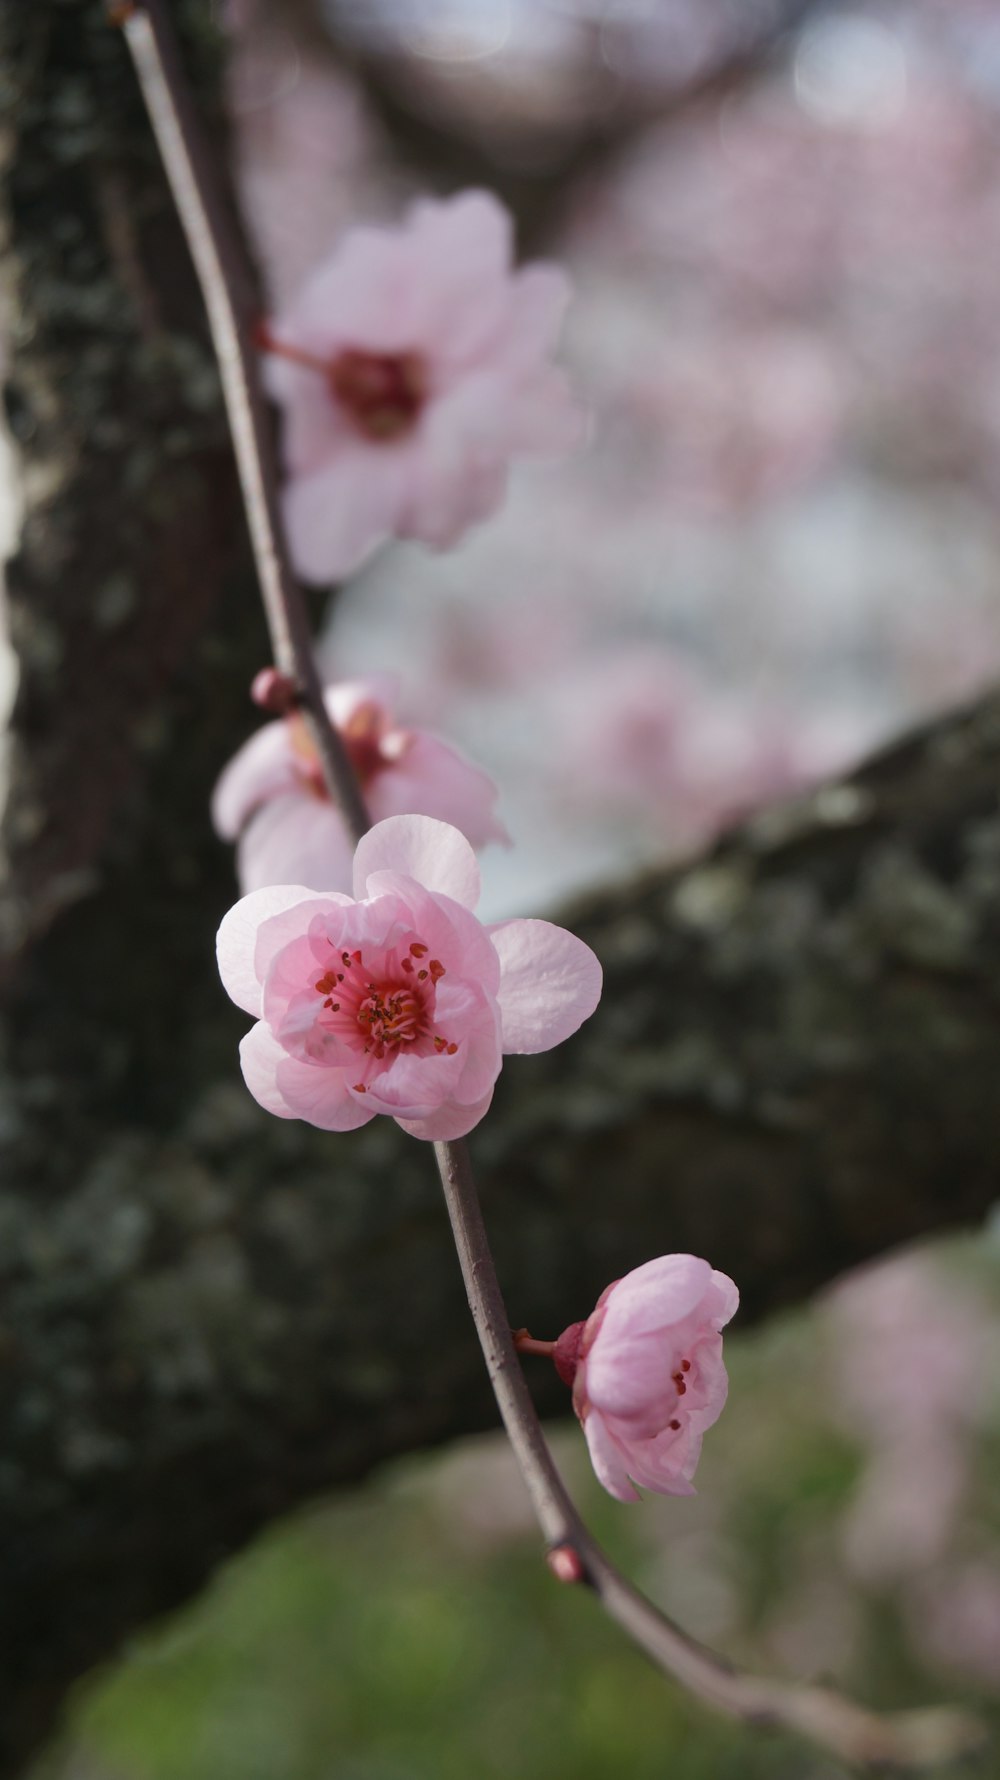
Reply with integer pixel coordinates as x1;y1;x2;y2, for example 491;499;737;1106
434;1138;981;1770
115;2;984;1768
116;0;369;842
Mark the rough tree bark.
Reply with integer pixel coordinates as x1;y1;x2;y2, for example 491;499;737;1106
2;3;1000;1775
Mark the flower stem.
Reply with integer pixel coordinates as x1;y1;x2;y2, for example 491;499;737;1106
117;3;983;1764
114;0;369;844
512;1332;557;1358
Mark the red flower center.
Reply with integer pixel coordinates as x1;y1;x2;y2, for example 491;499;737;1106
327;349;427;442
314;942;457;1069
256;324;427;444
288;702;407;800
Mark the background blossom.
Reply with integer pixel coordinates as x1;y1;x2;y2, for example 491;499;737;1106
262;190;581;582
213;676;508;893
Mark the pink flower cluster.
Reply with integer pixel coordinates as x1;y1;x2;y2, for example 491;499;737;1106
261;191;581;582
213;677;507;894
217;814;602;1141
556;1255;738;1501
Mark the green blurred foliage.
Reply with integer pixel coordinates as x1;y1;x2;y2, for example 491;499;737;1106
33;1251;1000;1780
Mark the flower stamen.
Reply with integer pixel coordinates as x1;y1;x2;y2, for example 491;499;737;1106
256;324;426;444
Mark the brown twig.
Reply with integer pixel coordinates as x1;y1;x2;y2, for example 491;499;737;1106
116;3;984;1767
433;1139;981;1770
115;0;369;843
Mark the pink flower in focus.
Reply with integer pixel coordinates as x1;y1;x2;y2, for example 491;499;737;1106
261;191;582;581
559;1255;738;1502
212;677;509;894
216;814;602;1141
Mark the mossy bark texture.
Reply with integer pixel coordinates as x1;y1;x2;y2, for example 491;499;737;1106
2;4;1000;1774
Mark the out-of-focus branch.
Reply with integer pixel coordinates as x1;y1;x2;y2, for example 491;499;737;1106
303;0;819;250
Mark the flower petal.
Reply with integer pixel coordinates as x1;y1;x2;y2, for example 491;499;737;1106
275;1054;376;1132
582;1410;640;1504
253;894;355;993
238;1022;300;1119
707;1269;740;1331
599;1255;715;1342
490;919;602;1053
217;884;319;1015
283;447;411;583
395;1087;495;1142
211;720;295;839
353;815;481;908
237;793;355;896
371;731;509;848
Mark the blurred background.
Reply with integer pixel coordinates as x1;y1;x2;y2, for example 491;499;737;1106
14;0;1000;1773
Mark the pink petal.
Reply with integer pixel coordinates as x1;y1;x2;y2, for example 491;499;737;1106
489;919;602;1053
395;1087;495;1142
283;446;412;583
253;893;355;993
275;1053;376;1132
286;225;417;353
239;1022;300;1118
324;676;398;730
600;1255;715;1341
405;191;513;362
212;719;296;839
583;1336;680;1435
237;793;354;895
625;1421;702;1498
582;1411;641;1504
706;1269;740;1330
262;358;348;476
436;983;503;1104
683;1347;730;1431
370;731;509;848
360;1048;466;1119
352;815;481;909
359;882;502;995
400;386;510;547
217;884;320;1015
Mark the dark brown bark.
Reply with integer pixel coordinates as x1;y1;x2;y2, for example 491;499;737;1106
2;4;1000;1775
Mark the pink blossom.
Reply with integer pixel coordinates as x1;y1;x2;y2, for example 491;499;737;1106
212;677;508;894
260;191;581;581
559;1255;738;1502
216;813;602;1141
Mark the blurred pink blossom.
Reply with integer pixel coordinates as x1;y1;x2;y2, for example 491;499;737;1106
840;1441;968;1582
216;814;602;1140
559;1254;738;1502
213;677;508;894
261;191;581;581
828;1255;990;1586
910;1561;1000;1690
557;649;828;848
827;1256;987;1441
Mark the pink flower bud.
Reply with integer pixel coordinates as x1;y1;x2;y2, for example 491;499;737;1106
569;1255;738;1502
250;667;299;715
547;1544;586;1585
